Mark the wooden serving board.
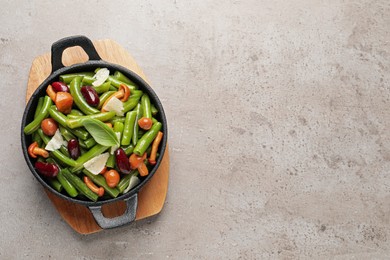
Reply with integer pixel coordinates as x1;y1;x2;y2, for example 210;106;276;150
26;39;169;234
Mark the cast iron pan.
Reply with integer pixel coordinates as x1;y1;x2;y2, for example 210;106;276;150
21;35;168;229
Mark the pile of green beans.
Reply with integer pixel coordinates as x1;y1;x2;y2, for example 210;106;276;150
24;68;164;202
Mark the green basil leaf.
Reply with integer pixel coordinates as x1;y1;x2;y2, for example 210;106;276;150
82;118;120;147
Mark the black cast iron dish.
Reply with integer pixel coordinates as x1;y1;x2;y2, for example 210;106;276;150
21;36;168;229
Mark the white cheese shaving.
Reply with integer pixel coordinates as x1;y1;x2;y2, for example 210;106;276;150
123;175;140;193
104;96;124;116
92;68;110;87
45;129;67;151
83;152;110;175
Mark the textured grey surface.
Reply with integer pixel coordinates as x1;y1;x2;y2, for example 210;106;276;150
1;0;390;259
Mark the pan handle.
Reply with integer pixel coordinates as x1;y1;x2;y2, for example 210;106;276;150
88;193;138;229
51;35;101;72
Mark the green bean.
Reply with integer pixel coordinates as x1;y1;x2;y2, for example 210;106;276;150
80;146;87;155
59;125;75;141
123;91;143;113
106;154;115;168
60;145;70;158
57;170;78;197
98;91;116;109
145;145;153;156
138;129;146;136
93;82;111;94
61;168;98;202
121;111;137;146
71;144;109;173
70;76;100;115
83;169;120;198
37;129;77;167
67;114;80;119
117;174;131;193
51;151;77;167
24;96;52;135
79;139;87;149
131;90;144;96
117;170;138;193
46;157;64;192
114;122;124;140
83;74;111;93
66;109;85;118
141;94;152;119
132;103;142;146
151;104;158;116
79;138;96;149
109;85;117;91
133;122;162;156
47;158;78;197
81;75;94;85
84;137;97;149
49;106;89;140
109;116;126;124
108;76;136;90
114;71;134;85
48;178;63;192
78;139;94;149
60;72;94;84
69;109;84;116
123;144;134;156
46;157;62;170
66;111;116;129
49;106;72;126
32;131;43;147
34;97;44;118
32;99;44;147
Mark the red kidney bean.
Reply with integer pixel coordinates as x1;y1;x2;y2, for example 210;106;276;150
35;162;59;178
67;139;81;160
81;86;100;107
52;81;70;93
115;148;131;174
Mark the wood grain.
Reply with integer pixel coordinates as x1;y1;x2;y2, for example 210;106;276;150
26;39;169;234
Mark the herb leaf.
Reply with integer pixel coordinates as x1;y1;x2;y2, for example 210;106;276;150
82;118;120;147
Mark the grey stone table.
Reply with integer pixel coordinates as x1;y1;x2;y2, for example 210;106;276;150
1;1;389;259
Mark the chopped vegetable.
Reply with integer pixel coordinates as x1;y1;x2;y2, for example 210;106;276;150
55;92;73;114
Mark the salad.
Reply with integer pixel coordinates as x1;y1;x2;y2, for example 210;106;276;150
23;68;164;202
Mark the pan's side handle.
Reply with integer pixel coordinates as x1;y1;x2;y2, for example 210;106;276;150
51;35;101;72
88;193;138;229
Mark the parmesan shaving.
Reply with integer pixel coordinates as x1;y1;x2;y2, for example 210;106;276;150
92;68;110;87
104;96;124;116
123;175;140;193
45;129;67;151
83;152;110;175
